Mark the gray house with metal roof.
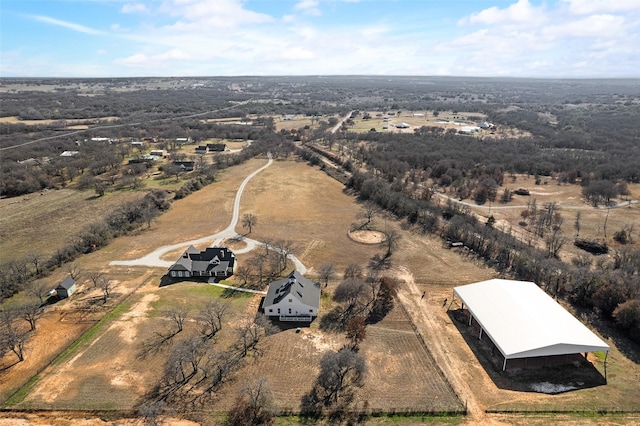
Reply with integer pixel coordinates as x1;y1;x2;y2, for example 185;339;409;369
55;276;77;299
168;246;235;280
263;271;321;322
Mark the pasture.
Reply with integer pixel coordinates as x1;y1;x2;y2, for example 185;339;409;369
2;156;640;424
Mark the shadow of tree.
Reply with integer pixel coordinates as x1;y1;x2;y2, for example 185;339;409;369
319;307;344;332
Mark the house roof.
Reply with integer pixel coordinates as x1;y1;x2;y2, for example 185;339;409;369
57;276;76;290
169;246;235;273
263;270;320;309
453;279;609;359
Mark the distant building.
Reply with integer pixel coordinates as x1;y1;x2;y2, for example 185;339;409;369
172;161;196;171
175;137;192;144
460;126;480;134
149;149;165;157
195;145;208;154
60;151;79;157
207;143;226;152
395;122;410;129
477;121;495;130
283;114;295;121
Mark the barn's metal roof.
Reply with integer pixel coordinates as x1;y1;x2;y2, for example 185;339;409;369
454;279;609;359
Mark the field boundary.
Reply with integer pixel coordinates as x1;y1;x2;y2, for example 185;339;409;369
395;296;467;414
2;274;156;407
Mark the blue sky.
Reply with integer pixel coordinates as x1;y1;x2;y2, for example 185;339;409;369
1;0;639;78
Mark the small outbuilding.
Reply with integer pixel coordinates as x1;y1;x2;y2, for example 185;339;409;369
263;271;321;322
55;276;77;299
452;279;609;371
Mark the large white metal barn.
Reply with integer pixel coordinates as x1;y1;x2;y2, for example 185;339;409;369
453;279;610;371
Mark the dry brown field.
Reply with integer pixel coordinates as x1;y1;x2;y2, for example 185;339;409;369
0;189;145;262
274;117;314;132
0;116;120;126
2;156;639;425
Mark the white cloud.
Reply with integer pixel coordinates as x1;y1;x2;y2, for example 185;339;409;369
460;0;545;26
115;49;190;68
295;0;321;16
159;0;274;29
31;15;104;35
561;0;640;15
542;14;627;39
16;0;636;78
121;3;148;14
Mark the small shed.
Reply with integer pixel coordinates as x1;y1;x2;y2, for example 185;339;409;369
56;276;77;299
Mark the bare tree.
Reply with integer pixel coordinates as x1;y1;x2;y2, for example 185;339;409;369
20;300;44;331
87;270;105;287
235;265;253;286
0;308;29;362
574;211;582;237
241;213;258;234
166;309;188;334
333;278;370;325
273;240;295;273
159;335;208;394
66;263;83;281
383;229;401;257
26;253;45;276
26;280;52;305
198;300;229;340
141;204;158;229
343;263;363;280
545;228;568;258
317;263;335;288
95;276;114;303
248;253;267;284
236;316;276;357
356;203;378;229
309;347;366;409
225;377;276;426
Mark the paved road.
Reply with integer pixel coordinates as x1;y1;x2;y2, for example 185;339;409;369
110;152;308;278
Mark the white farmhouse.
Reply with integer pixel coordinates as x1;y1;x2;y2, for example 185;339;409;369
262;271;321;322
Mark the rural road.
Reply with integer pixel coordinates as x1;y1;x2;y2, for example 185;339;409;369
330;110;355;134
110;152;308;285
433;190;638;211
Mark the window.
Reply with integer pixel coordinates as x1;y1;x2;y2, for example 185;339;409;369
178;271;183;277
309;309;313;313
277;308;280;314
289;298;292;302
288;308;292;314
269;309;273;313
171;271;176;277
185;272;190;277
